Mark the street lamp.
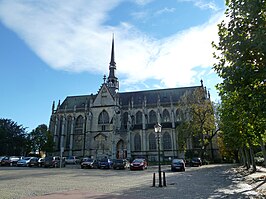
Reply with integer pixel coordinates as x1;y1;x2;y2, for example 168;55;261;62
154;123;162;187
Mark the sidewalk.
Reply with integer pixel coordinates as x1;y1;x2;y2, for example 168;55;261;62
230;165;266;197
245;166;266;196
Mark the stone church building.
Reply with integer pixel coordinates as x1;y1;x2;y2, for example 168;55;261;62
49;38;218;161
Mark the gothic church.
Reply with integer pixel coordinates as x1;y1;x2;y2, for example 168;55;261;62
49;38;217;161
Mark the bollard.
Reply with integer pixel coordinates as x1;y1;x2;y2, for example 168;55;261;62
163;172;166;186
152;173;156;187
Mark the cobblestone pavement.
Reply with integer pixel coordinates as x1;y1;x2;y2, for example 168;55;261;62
0;164;265;199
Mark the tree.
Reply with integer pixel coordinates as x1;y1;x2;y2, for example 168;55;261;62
177;87;217;160
29;124;54;155
212;0;266;169
0;118;29;155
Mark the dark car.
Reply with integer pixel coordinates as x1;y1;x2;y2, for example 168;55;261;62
130;159;147;170
81;158;98;169
38;158;44;167
171;159;185;172
43;156;65;168
28;157;40;167
99;158;113;169
1;156;20;166
190;157;202;167
113;159;129;170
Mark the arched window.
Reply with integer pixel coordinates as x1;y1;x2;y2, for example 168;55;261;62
163;132;172;150
149;110;157;124
176;109;182;121
162;109;170;122
98;110;109;124
66;116;72;149
149;133;156;150
75;115;84;134
134;133;141;151
123;112;128;129
136;111;142;124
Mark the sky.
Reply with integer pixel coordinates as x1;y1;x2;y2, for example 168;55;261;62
0;0;226;132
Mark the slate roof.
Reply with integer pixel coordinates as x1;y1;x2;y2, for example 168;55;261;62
118;86;201;107
58;86;201;110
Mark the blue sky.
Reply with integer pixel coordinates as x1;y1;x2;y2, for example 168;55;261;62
0;0;225;132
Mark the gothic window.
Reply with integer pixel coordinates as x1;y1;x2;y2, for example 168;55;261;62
123;112;128;129
176;109;182;121
149;133;156;150
136;111;142;124
162;109;170;122
75;115;84;134
66;116;72;149
98;110;109;124
163;132;172;150
149;110;157;124
134;133;141;151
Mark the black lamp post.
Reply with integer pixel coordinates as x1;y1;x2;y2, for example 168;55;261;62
154;123;162;187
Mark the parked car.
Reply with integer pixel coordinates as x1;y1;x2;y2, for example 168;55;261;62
65;156;80;164
130;159;147;170
38;158;44;167
171;159;185;172
1;156;20;166
81;158;98;169
113;159;129;170
190;157;202;167
43;156;65;168
28;157;40;167
99;158;113;169
17;157;35;167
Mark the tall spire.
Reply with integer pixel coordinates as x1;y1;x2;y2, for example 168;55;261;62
110;34;116;67
107;34;119;93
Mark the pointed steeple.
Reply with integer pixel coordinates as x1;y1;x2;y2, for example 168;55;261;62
107;34;119;94
110;34;116;67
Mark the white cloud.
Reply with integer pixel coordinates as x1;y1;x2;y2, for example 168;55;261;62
178;0;220;11
134;0;154;6
155;7;176;15
0;0;224;93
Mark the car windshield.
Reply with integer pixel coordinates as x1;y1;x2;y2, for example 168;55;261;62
24;157;31;160
192;158;200;161
115;159;123;163
172;159;183;163
133;159;143;163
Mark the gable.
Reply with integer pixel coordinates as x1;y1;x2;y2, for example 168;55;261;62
93;84;115;107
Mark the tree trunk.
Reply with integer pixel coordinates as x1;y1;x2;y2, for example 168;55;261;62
244;146;250;169
259;137;266;167
249;146;256;172
240;147;246;166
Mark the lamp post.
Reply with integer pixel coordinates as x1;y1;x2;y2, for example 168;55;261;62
154;123;162;187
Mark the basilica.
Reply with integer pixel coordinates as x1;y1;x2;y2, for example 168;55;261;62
49;38;219;161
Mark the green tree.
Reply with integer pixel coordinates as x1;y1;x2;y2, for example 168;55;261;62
177;87;217;160
0;118;29;155
212;0;266;169
29;124;54;155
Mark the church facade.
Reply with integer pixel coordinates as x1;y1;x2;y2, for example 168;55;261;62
49;38;218;161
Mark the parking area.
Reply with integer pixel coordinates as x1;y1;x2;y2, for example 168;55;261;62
0;164;265;199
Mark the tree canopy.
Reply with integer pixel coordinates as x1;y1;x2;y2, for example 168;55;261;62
0;118;29;155
177;87;216;159
212;0;266;168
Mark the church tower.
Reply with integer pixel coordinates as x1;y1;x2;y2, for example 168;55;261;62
107;35;119;94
